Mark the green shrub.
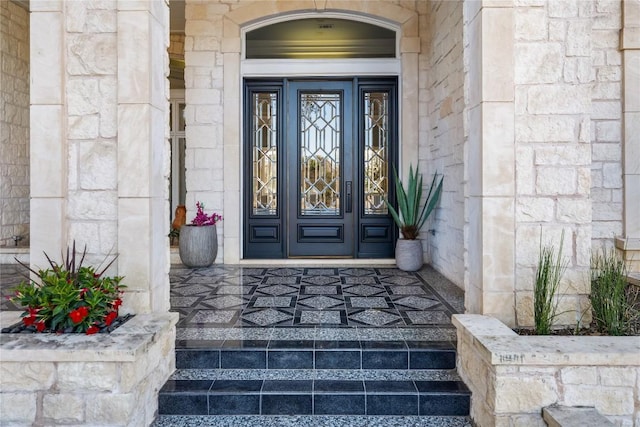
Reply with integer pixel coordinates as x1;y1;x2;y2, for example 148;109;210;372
590;249;629;336
534;231;567;335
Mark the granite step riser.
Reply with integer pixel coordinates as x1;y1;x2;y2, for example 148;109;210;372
176;348;456;370
159;391;470;416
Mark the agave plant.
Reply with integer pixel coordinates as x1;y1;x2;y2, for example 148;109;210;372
385;165;443;240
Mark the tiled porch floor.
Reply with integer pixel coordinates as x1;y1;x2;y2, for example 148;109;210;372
171;266;462;327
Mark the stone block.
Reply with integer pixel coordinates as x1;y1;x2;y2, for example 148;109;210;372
535;145;590;166
85;393;136;424
561;366;598;385
68;115;99;140
494;375;558;412
515;8;547;41
515;197;554;222
543;405;616;427
566;21;592;56
548;0;579;17
599;367;638;387
79;141;117;190
0;362;55;391
57;362;118;392
0;392;37;423
43;393;84;423
557;199;591;223
515;43;563;84
67;33;117;75
562;385;634;415
593;101;622;121
527;85;590;114
595;122;621;143
535;167;577;195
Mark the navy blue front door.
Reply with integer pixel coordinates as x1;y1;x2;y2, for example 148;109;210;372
244;78;397;259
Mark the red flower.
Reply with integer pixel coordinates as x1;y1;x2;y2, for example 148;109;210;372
105;311;117;326
28;307;39;316
35;321;46;332
79;288;89;297
86;325;99;335
113;298;122;310
22;315;36;326
69;306;89;324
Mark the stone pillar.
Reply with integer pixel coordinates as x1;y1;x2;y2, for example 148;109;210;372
616;0;640;273
29;0;66;268
117;0;170;313
464;0;516;326
29;0;170;313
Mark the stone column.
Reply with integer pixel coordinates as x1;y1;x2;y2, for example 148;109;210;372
616;0;640;273
117;0;170;313
464;0;516;326
29;0;66;268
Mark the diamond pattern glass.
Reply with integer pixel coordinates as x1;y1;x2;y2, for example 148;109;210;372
299;92;341;216
252;92;278;215
364;91;389;215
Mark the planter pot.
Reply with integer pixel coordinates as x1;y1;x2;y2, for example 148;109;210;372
179;224;218;267
395;239;423;271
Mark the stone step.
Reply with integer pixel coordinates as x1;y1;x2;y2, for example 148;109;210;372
158;378;471;416
153;414;473;426
176;339;456;370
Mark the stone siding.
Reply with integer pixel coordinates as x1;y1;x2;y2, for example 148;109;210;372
0;312;178;427
454;314;640;427
64;0;119;259
421;0;465;287
513;1;623;327
0;0;29;247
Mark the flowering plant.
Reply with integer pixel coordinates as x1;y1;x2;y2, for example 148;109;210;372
190;201;222;226
9;242;126;334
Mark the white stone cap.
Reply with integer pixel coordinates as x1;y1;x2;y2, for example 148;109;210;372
453;314;640;366
0;312;178;363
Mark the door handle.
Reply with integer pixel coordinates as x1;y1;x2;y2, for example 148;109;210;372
345;181;352;213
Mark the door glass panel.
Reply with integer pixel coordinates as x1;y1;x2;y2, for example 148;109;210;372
252;92;278;215
364;91;389;215
300;92;341;216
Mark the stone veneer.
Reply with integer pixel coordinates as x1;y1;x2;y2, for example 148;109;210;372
0;0;30;248
0;311;178;426
454;314;640;427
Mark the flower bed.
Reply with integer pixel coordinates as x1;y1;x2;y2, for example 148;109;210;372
453;314;640;427
0;311;178;426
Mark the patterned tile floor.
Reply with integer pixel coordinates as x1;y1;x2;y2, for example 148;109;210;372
1;263;465;332
169;265;464;331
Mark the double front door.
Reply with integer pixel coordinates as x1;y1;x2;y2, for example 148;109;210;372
244;78;397;259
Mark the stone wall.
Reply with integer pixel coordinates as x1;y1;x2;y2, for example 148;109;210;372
513;0;623;327
420;0;465;287
454;314;640;427
0;312;178;427
0;0;29;247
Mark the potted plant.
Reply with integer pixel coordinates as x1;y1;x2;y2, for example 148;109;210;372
178;201;222;268
385;165;443;271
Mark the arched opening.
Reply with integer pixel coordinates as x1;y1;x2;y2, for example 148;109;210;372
245;18;396;59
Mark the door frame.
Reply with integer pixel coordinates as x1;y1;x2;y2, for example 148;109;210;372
243;77;398;259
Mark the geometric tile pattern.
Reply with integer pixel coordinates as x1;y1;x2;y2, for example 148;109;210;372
0;264;460;329
163;266;457;328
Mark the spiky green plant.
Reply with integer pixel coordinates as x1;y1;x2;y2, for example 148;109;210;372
384;165;443;240
590;249;629;336
534;231;568;335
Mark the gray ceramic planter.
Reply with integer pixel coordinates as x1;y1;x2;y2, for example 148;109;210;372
179;224;218;267
395;238;423;271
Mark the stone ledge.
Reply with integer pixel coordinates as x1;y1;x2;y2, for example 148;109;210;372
0;312;178;362
543;405;615;427
453;314;640;366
